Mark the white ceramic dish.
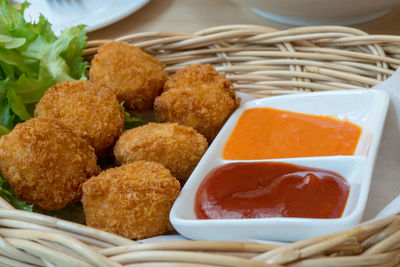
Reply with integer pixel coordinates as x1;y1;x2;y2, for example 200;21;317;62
22;0;149;35
240;0;400;25
170;89;389;242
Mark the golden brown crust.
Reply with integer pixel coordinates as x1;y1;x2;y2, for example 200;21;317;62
0;118;100;210
114;123;208;180
34;80;124;158
89;41;168;111
82;161;180;239
154;64;239;142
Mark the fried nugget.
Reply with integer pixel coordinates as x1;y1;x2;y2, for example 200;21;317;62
114;123;208;180
0;118;100;210
82;161;180;239
89;41;168;111
154;64;239;142
34;80;124;158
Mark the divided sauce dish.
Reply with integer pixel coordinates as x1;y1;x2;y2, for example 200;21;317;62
170;89;389;242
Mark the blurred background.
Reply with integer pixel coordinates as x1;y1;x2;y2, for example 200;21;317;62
86;0;400;40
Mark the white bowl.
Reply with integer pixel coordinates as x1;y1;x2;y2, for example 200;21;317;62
244;0;400;25
170;89;389;242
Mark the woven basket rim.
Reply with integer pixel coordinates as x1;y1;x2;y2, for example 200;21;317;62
0;24;399;266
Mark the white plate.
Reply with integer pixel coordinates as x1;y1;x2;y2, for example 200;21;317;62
240;0;400;26
170;89;389;242
22;0;149;35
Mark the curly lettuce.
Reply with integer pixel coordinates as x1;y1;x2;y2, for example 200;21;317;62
120;102;145;130
0;0;87;210
0;0;87;134
0;173;32;211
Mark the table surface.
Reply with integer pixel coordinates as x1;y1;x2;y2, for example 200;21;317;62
88;0;400;40
88;0;400;222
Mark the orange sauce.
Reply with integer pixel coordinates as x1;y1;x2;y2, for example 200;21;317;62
223;107;362;160
194;162;350;219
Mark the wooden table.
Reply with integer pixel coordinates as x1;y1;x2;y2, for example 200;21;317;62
88;0;400;222
88;0;400;40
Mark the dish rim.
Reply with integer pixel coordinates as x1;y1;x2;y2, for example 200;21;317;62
170;89;390;241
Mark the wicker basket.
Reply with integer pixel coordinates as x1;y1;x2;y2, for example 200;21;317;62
0;25;399;267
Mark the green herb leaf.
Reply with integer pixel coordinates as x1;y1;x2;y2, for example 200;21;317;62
0;125;9;136
0;0;88;211
6;86;31;120
120;102;146;130
0;173;33;211
0;0;87;127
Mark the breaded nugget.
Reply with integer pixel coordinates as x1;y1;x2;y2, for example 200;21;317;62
82;161;180;239
114;123;208;180
34;80;124;158
154;64;239;142
89;41;168;111
0;118;100;210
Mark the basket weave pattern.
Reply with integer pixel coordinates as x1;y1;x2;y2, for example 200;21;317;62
85;25;400;96
0;25;399;266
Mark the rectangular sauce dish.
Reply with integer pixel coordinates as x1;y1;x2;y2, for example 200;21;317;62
170;89;389;242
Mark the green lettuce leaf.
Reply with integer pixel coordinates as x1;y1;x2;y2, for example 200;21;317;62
0;0;88;211
6;86;31;120
0;125;9;135
120;102;145;130
0;173;33;211
0;0;87;131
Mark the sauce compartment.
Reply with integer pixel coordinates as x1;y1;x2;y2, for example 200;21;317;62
215;89;389;159
170;89;389;242
171;157;366;241
222;107;362;160
195;160;351;220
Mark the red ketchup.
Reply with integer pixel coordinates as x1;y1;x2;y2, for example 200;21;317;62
194;162;350;219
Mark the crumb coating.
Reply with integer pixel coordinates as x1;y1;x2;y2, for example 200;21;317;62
89;41;168;111
34;80;124;158
82;161;180;239
0;118;100;210
154;63;238;141
114;123;208;180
